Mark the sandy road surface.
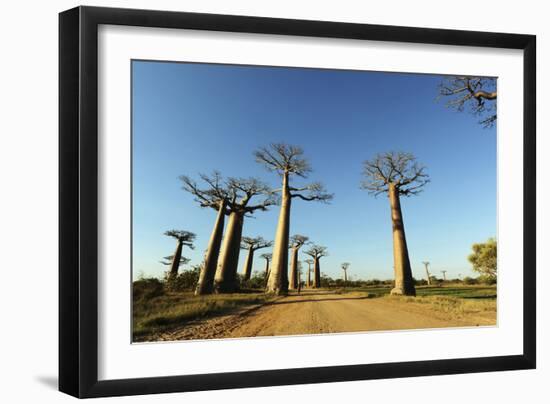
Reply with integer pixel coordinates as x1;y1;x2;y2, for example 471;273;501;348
152;290;495;342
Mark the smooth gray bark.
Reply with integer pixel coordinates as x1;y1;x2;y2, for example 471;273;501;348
169;240;183;279
388;183;416;296
242;247;254;280
313;257;321;288
266;173;290;295
264;258;270;279
195;200;226;295
214;211;244;293
289;247;299;289
423;262;432;286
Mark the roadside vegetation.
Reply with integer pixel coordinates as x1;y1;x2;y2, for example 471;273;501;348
133;267;497;341
133;271;274;340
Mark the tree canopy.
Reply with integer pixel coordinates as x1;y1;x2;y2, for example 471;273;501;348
289;234;309;249
260;253;272;261
361;151;430;197
468;237;497;278
180;172;276;214
179;171;228;209
164;230;196;247
240;236;273;251
160;255;190;266
254;143;333;202
225;177;276;213
254;143;312;177
438;76;497;127
304;245;328;259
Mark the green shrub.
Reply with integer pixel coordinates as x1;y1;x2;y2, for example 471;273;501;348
478;275;497;285
133;278;164;301
462;276;478;285
239;271;267;290
165;266;200;292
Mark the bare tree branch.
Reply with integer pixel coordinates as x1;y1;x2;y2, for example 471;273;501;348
225;177;277;214
260;253;272;261
304;244;328;259
361;151;430;197
179;171;228;210
290;181;333;203
438;76;497;127
160;255;191;266
164;230;196;248
289;234;309;249
254;143;312;178
240;236;273;251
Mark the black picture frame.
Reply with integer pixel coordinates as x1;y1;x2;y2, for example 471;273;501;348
59;5;536;398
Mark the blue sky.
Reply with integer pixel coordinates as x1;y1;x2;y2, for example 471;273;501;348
132;60;496;282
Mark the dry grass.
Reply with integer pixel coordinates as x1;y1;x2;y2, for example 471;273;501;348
133;292;272;340
384;294;496;324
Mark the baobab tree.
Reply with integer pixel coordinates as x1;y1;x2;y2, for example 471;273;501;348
305;258;314;287
163;230;196;281
255;143;332;295
214;177;275;292
261;253;272;280
361;151;430;296
441;270;447;282
438;76;497;127
289;234;309;289
422;261;432;286
341;262;350;286
304;245;328;288
180;172;229;295
240;236;273;281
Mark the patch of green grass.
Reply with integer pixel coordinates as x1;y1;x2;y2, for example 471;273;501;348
415;285;496;299
133;292;270;339
349;285;496;300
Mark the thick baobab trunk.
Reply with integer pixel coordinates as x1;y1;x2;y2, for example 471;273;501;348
195;200;226;295
266;173;291;295
343;270;347;284
388;183;416;296
264;259;270;279
313;257;321;288
169;240;183;279
264;268;271;291
424;265;431;286
289;247;299;289
242;247;254;281
214;211;244;293
307;267;311;288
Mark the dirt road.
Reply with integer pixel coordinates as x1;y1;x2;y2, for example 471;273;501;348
151;290;495;342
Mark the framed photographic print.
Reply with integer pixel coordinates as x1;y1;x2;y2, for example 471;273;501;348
59;6;536;398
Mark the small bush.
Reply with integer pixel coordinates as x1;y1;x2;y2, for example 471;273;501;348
478;275;497;285
165;266;200;292
239;271;267;290
133;278;164;301
462;276;478;285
